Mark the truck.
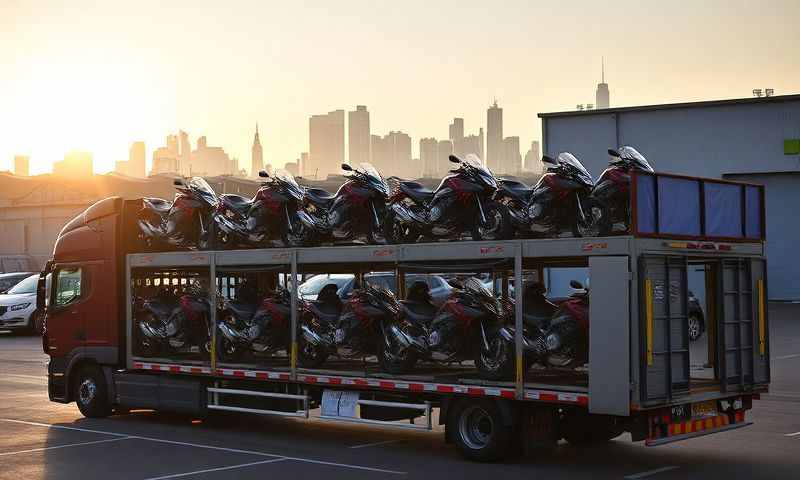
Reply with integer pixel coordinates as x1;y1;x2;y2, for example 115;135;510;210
37;170;770;461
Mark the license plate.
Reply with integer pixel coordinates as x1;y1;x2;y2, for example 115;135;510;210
691;400;717;419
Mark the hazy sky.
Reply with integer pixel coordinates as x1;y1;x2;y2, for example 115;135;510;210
1;0;798;174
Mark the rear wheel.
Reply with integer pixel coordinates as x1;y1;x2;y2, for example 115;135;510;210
74;365;112;418
449;399;512;462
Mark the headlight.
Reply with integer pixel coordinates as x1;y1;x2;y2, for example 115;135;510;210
10;303;31;311
545;332;561;351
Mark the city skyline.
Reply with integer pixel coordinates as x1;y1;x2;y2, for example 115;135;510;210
2;1;799;175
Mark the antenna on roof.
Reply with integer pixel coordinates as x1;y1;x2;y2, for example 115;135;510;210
601;56;605;83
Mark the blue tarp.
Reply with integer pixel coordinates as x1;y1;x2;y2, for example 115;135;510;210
657;177;701;236
704;182;742;238
636;174;656;233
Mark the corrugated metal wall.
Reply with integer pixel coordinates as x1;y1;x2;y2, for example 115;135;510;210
542;99;800;300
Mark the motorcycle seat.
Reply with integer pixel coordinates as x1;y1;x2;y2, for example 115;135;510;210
142;197;173;213
220;194;252;213
309;302;341;323
400;301;436;324
305;188;335;207
499;179;532;201
225;300;257;320
399;181;434;203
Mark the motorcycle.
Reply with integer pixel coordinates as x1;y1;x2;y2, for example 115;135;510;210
296;296;342;368
133;283;213;357
387;154;511;243
497;280;589;370
296;163;391;245
138;177;218;250
214;169;308;248
216;287;293;362
495;152;595;238
590;146;655;236
381;278;513;380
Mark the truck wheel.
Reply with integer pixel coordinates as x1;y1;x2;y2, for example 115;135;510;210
74;365;112;418
449;399;511;462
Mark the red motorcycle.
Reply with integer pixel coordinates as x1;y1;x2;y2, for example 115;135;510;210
216;287;293;362
590;146;654;236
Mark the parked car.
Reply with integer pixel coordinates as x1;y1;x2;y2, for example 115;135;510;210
0;273;43;334
688;290;706;342
299;273;453;306
0;272;35;294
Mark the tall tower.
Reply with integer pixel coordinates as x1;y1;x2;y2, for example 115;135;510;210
251;123;263;177
309;110;345;179
596;57;610;109
486;100;504;172
129;141;146;177
348;106;371;166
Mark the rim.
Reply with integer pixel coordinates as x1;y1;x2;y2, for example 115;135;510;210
78;378;97;405
477;208;503;239
688;315;701;340
458;405;494;450
479;337;508;373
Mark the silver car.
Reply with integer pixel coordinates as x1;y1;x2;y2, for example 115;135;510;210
0;274;42;334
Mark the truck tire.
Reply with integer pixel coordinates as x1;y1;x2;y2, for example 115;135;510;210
74;365;113;418
449;399;512;462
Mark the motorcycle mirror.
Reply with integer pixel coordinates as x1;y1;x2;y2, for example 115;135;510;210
173;179;185;186
448;155;461;164
258;170;269;178
608;149;621;157
341;163;353;171
542;155;557;165
569;280;584;290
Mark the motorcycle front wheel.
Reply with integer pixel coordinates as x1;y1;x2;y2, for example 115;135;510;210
297;335;328;368
387;211;419;245
472;202;512;241
283;215;310;247
135;327;159;357
215;335;243;363
377;334;418;375
475;332;515;381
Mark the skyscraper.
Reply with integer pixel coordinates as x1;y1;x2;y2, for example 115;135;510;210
503;136;522;174
596;57;610;109
462;128;484;162
129;141;146;177
437;140;453;177
178;131;190;175
54;150;93;178
309;109;345;179
487;101;504;172
13;155;29;177
251;123;263;177
348;106;370;166
449;118;464;143
523;141;540;172
420;137;438;177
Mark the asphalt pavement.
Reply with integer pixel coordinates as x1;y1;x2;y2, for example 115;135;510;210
0;303;798;479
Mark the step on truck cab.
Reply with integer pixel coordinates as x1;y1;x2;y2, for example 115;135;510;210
40;170;770;461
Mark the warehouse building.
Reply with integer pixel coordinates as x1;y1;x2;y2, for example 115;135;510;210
539;94;800;301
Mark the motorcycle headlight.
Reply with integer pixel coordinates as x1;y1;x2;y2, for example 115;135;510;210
10;303;31;311
545;332;561;351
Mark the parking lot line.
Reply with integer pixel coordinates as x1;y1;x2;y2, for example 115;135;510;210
0;436;132;456
624;466;680;479
143;458;289;480
1;418;407;475
785;431;800;437
349;440;400;449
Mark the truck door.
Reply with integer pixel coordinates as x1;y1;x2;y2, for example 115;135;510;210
718;258;770;391
639;255;691;404
45;264;87;358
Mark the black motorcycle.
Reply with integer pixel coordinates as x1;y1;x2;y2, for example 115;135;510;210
296;163;391;245
495;152;595;238
590;146;654;236
387;154;511;243
498;280;589;370
216;287;292;362
214;170;308;248
133;284;212;358
138;177;218;250
382;278;513;380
